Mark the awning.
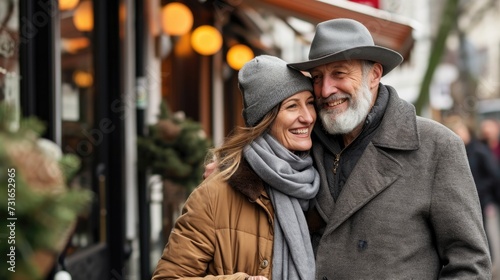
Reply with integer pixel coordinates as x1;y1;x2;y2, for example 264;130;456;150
243;0;416;62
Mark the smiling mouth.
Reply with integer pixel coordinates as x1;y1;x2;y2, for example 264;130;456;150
326;98;347;107
290;128;309;135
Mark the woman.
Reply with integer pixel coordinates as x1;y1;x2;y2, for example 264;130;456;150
152;55;319;280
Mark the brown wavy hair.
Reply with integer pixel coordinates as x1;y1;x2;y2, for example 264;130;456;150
207;105;280;181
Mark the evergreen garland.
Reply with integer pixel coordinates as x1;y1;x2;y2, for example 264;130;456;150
137;101;212;192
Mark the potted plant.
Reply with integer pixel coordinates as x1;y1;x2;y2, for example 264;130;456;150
0;104;92;280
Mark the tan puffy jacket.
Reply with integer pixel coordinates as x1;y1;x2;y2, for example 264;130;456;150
152;161;275;280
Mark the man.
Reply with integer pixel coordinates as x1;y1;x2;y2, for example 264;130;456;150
287;18;491;279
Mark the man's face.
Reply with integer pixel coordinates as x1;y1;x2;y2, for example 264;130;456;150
310;60;374;135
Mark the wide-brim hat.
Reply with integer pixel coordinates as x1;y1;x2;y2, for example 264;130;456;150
288;18;403;76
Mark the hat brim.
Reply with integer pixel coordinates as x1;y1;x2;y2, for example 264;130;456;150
288;46;403;76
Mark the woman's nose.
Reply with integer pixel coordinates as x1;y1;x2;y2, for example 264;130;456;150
299;107;315;124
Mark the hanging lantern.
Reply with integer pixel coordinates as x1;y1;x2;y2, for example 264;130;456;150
227;44;254;70
59;0;79;10
161;2;193;36
191;25;222;56
73;70;93;88
73;1;94;32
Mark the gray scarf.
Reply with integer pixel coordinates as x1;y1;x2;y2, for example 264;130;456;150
244;133;319;280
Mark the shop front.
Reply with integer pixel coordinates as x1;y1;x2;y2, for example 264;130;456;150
1;0;139;279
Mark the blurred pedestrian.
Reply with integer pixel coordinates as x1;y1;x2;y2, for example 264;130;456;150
480;118;500;276
479;118;500;205
152;55;319;280
447;116;500;277
481;118;500;163
446;116;499;215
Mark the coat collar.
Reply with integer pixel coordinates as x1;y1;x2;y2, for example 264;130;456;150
371;84;420;150
227;159;266;201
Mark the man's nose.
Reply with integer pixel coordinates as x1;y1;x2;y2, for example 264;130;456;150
319;76;337;99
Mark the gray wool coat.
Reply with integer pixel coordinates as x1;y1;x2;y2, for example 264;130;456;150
310;85;492;279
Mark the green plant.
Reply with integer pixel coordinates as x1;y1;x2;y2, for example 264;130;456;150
0;104;93;280
137;101;212;192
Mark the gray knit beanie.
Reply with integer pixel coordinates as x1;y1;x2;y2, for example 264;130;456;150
238;55;313;127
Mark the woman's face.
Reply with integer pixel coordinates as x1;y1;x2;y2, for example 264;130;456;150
269;91;316;152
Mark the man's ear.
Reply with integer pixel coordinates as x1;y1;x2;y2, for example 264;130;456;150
370;63;383;88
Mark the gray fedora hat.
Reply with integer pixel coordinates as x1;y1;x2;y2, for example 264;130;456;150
288;18;403;76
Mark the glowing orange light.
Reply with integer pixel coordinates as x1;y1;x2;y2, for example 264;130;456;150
59;0;79;10
73;70;93;88
227;44;254;70
161;2;193;36
191;25;222;56
73;1;93;32
62;37;90;53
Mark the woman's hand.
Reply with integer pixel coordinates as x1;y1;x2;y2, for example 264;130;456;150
246;276;269;280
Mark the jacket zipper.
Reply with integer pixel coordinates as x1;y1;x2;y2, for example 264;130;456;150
333;153;341;175
332;132;362;175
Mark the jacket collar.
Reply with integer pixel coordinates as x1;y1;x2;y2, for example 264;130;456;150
370;84;420;151
227;159;266;201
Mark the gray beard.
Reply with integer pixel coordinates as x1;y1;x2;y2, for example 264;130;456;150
319;80;373;135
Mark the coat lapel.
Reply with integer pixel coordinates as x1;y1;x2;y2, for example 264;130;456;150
324;143;403;234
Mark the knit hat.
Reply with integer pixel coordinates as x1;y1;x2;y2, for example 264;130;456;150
239;55;313;127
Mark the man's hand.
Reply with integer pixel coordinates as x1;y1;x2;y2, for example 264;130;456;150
203;161;217;179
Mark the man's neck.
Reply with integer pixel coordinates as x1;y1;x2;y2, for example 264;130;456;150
342;122;364;147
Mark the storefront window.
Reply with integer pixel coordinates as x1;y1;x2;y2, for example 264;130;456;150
0;0;21;122
59;0;98;255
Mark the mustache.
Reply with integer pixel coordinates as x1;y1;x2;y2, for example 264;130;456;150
316;93;351;106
